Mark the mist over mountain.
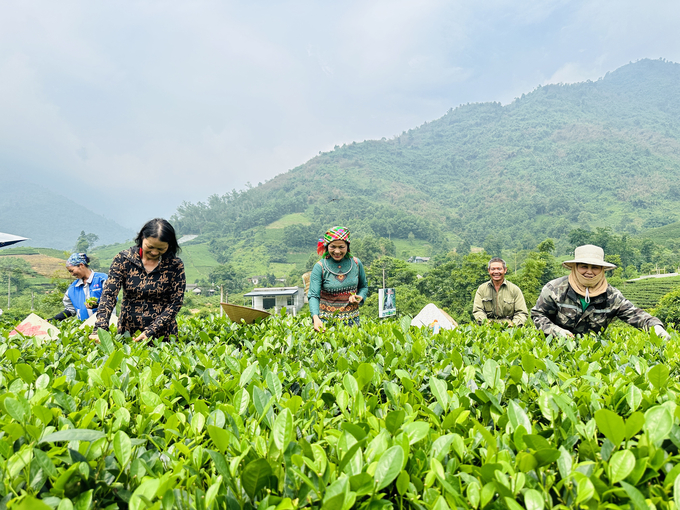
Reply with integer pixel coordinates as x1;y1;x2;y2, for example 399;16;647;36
0;180;134;250
172;59;680;251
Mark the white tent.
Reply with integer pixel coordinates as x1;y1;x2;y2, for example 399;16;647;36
0;232;29;248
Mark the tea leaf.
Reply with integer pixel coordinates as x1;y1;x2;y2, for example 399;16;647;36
648;364;669;390
645;405;673;444
430;377;449;412
130;479;160;510
374;445;404;491
113;430;132;468
40;429;106;444
272;408;293;450
620;481;650;510
241;458;272;500
595;409;625;446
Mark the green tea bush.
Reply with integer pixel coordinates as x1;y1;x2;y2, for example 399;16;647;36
0;315;679;509
654;286;680;326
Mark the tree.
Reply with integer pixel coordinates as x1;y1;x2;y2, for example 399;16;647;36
75;231;99;252
513;240;562;307
537;238;555;254
0;258;33;308
417;251;489;323
641;239;655;263
365;256;418;291
283;224;321;249
483;235;503;257
208;264;245;292
351;236;396;266
653;287;680;326
568;228;594;249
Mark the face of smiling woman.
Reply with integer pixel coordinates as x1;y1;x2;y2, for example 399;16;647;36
327;240;348;262
142;237;169;260
576;263;603;278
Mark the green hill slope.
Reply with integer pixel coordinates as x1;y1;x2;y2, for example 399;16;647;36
619;276;680;309
172;58;680;251
640;221;680;245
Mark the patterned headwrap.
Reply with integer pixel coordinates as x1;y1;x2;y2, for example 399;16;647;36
67;253;89;267
317;226;351;256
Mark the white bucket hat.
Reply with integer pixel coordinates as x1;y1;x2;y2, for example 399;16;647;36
562;244;617;270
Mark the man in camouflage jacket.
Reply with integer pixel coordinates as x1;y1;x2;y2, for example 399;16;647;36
531;275;663;337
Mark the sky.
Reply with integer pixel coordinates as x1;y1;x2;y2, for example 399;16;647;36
1;0;679;228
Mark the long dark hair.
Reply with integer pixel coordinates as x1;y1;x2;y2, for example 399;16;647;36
135;218;181;258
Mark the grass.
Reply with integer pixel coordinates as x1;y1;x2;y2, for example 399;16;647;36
393;238;434;259
180;244;221;284
265;213;312;229
0;246;69;259
640;220;680;244
92;241;133;268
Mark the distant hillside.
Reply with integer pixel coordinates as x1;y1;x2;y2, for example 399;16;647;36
0;181;134;250
640;221;680;245
620;276;680;309
172;58;680;250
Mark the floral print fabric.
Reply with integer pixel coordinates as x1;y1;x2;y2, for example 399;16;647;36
94;247;186;339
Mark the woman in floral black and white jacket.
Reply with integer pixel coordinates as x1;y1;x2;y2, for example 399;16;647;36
92;218;186;342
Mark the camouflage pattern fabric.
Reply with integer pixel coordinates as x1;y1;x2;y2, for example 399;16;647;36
531;275;662;337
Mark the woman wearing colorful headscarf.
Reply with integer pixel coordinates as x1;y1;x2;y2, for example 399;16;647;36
50;253;108;321
532;244;670;339
308;226;369;331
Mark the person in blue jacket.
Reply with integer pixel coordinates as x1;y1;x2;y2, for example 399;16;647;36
50;253;108;321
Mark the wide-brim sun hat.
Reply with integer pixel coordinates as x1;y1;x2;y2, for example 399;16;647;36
562;244;617;270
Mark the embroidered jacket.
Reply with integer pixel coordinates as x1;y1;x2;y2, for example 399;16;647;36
531;275;662;337
94;247;186;338
308;256;368;321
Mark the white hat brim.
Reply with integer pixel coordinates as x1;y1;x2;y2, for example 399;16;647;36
563;259;617;270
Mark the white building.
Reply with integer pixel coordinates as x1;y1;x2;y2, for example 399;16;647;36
243;287;305;315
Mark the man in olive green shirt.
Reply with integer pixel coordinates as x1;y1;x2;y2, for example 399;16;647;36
473;257;528;326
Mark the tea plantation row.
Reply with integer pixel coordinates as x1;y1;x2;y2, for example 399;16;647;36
1;315;680;510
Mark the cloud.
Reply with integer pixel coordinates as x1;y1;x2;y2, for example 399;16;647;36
1;0;680;229
544;62;603;85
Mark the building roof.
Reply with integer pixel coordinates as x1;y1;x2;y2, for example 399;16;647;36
244;287;301;297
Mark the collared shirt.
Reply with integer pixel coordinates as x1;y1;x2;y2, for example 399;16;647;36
64;271;108;320
472;279;528;326
73;270;94;293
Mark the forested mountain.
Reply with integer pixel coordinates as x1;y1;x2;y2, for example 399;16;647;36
173;58;680;251
0;180;134;250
